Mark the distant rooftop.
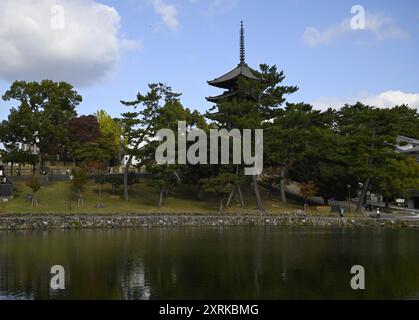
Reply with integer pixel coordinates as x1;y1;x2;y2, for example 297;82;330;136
397;135;419;145
395;135;419;154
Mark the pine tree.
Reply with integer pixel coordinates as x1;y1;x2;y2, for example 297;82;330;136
206;64;298;212
120;83;181;201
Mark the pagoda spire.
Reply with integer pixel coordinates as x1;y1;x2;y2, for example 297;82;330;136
240;21;245;65
206;21;260;103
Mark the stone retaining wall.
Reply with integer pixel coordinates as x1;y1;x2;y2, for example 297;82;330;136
1;213;419;231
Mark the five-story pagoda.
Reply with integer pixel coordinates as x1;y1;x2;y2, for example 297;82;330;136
206;21;260;103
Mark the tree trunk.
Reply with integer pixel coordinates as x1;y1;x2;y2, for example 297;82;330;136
356;178;370;213
279;166;287;203
252;175;265;213
226;186;236;208
197;187;204;201
158;187;164;208
32;194;38;207
226;166;242;208
35;153;42;175
237;185;245;208
124;151;140;201
124;165;129;201
219;197;225;213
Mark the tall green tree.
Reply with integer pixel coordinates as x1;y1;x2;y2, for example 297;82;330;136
120;83;181;201
1;80;82;174
335;103;408;212
387;105;419;139
289;132;354;204
374;155;419;207
145;99;205;207
264;103;323;203
290;104;419;208
207;64;298;212
94;109;123;163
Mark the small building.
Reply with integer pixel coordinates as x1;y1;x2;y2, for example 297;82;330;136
408;190;419;210
0;162;13;199
395;136;419;162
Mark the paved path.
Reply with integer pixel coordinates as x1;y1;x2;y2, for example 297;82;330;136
328;199;419;219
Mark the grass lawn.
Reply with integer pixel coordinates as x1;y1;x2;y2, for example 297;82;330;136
0;180;316;216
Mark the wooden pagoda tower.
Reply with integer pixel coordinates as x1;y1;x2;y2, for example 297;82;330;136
206;21;260;103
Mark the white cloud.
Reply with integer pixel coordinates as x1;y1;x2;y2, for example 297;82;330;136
311;96;348;111
207;0;238;15
364;91;419;108
0;0;140;86
312;90;419;111
303;12;408;47
150;0;179;30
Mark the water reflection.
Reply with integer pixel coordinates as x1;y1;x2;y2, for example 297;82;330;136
1;227;419;300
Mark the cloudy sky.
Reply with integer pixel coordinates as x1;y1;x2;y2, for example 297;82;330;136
0;0;418;120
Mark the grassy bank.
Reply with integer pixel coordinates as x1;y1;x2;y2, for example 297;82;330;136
0;180;325;216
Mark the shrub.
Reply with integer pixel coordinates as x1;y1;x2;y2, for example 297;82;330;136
73;168;88;191
26;175;41;195
26;175;41;207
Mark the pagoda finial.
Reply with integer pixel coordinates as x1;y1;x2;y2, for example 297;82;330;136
240;21;245;65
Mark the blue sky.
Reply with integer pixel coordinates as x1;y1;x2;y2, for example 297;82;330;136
0;0;418;120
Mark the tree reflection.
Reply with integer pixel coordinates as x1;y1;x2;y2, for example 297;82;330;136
1;227;419;299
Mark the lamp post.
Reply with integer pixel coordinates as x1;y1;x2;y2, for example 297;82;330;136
347;184;351;213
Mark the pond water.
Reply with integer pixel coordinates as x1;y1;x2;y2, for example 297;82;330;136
1;226;419;300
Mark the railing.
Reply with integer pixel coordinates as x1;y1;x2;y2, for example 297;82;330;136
8;172;151;183
4;168;70;176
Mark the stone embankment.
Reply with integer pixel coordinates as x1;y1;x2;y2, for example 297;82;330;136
1;212;419;231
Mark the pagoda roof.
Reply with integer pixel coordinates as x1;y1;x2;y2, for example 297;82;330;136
207;63;259;89
206;90;237;103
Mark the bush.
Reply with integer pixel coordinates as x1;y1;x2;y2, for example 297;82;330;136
73;168;88;191
26;175;41;195
104;173;138;195
26;175;41;207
